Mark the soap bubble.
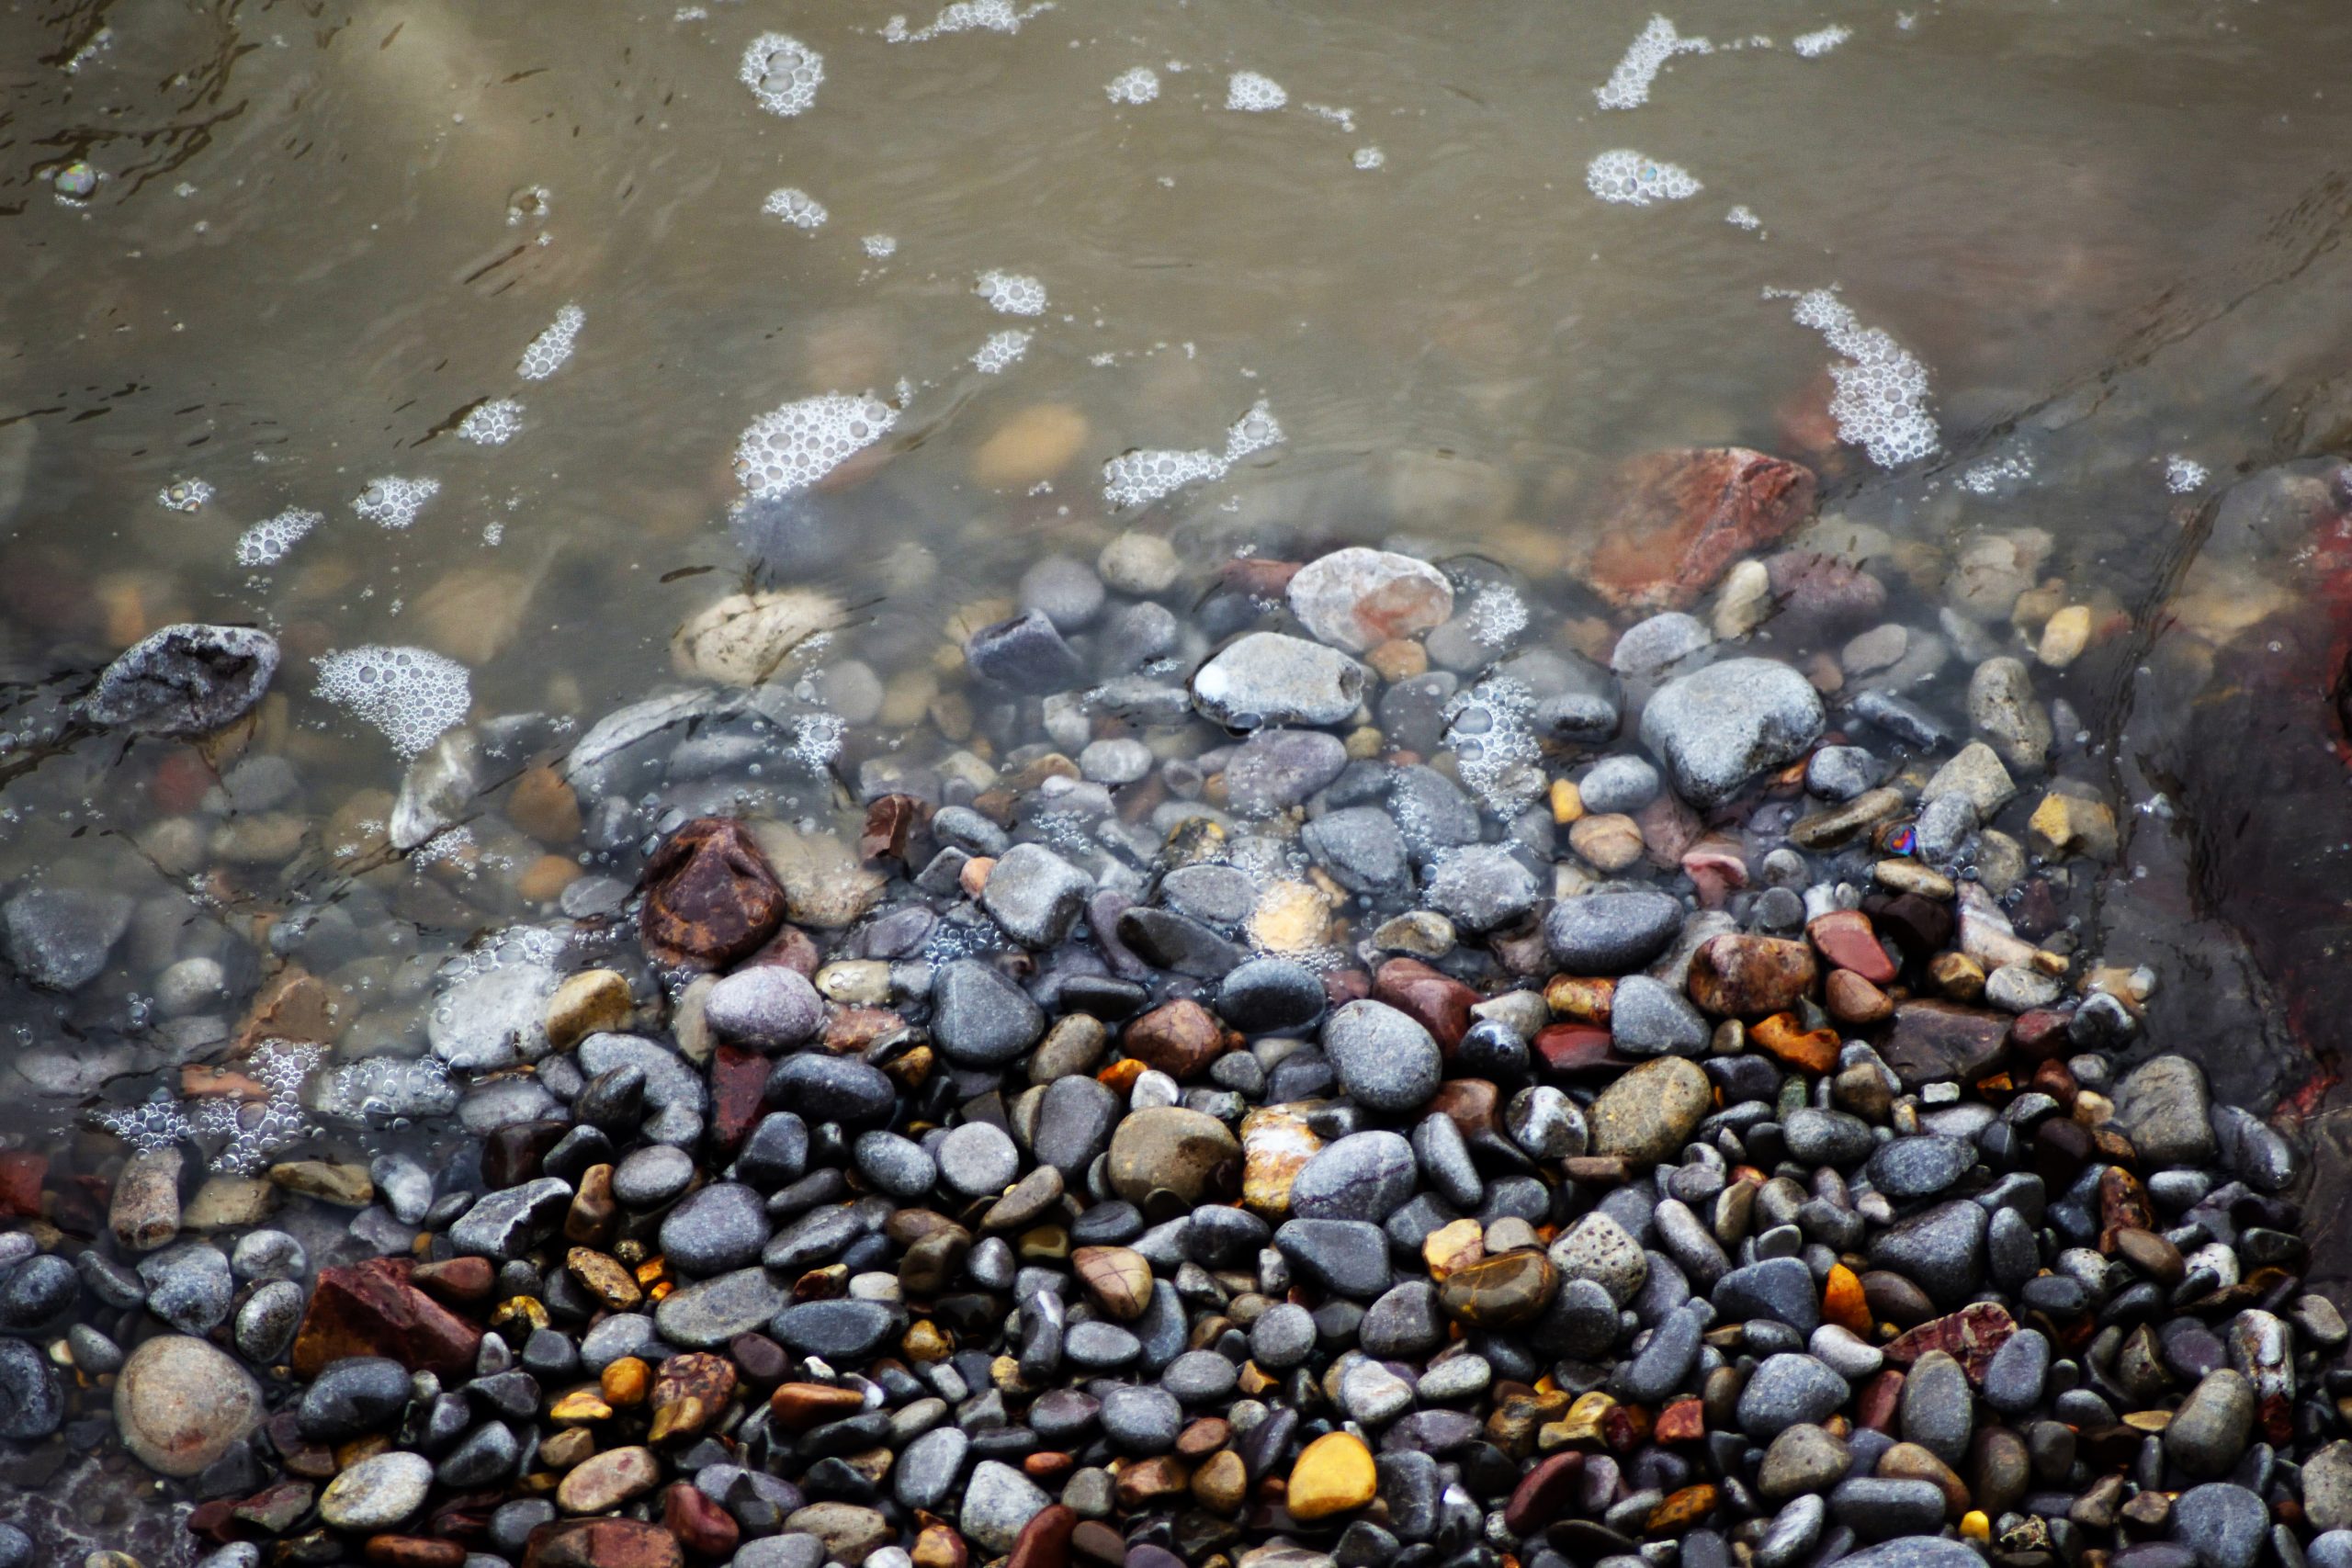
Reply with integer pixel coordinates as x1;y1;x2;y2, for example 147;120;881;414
972;330;1034;375
1106;67;1159;104
458;400;525;446
1792;25;1851;57
976;271;1048;316
157;479;214;513
1353;147;1385;171
741;33;824;117
863;234;899;258
1597;16;1712;110
734;393;899;499
518;304;585;380
763;187;829;231
2165;456;2209;493
1785;288;1941;468
1102;400;1283;510
353;476;441;529
1586;150;1702;206
1227;72;1287;111
235;507;322;567
315;645;472;759
883;0;1052;42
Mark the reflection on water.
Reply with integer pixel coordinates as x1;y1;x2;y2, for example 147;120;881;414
6;0;2352;1271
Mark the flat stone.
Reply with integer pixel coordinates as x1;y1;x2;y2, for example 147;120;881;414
1588;1057;1712;1165
656;1269;786;1348
2113;1055;2217;1168
1638;658;1826;807
114;1335;263;1477
1193;633;1369;728
1544;891;1685;972
1320;1000;1442;1113
1737;1353;1850;1440
1287;548;1453;653
319;1450;434;1530
931;960;1046;1066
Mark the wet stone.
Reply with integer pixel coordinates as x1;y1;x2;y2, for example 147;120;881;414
932;959;1046;1066
1321;1000;1442;1112
659;1181;769;1274
1544;890;1685;972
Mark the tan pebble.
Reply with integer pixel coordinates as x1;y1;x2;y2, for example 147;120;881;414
546;969;632;1052
1364;639;1429;682
2038;604;2092;668
1549;779;1584;824
1872;860;1954;898
2029;791;2118;860
508;764;582;844
414;568;531;666
1248;881;1330;952
972;404;1088;489
1568;813;1645;874
516;853;583;903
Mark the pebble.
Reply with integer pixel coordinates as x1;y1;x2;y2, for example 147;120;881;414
319;1450;435;1529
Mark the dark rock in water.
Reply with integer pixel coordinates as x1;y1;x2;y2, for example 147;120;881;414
1544;891;1684;972
1218;958;1327;1033
729;489;854;577
1881;1001;2007;1090
967;609;1085;695
299;1356;414;1441
2;887;134;992
639;818;787;970
0;1337;62;1439
773;1300;897;1359
81;622;279;736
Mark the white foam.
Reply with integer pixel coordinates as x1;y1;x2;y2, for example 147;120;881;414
315;645;472;760
763;186;829;231
94;1041;322;1175
1792;25;1851;58
518;304;585;380
2165;455;2210;493
741;33;824;117
1303;103;1354;130
1959;453;2034;495
1726;205;1762;231
157;478;213;513
1586;150;1702;206
458;399;525;446
863;234;899;258
1597;16;1713;110
882;0;1052;41
1226;72;1287;112
734;392;899;499
235;506;322;567
353;476;441;530
1353;147;1385;171
1785;288;1941;468
972;330;1034;375
976;270;1048;316
1102;400;1283;510
1106;67;1160;105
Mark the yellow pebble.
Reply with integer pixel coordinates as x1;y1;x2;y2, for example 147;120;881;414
600;1357;649;1407
1961;1511;1990;1541
1549;779;1584;824
548;1388;615;1425
1285;1430;1377;1521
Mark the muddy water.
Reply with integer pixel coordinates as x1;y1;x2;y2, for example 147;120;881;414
7;0;2352;1273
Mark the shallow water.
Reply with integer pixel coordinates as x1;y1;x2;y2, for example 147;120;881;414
6;0;2352;1382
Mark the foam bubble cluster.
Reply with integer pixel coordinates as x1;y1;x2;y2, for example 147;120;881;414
1106;67;1159;104
972;330;1034;375
976;271;1048;316
315;645;472;759
763;187;829;231
1353;147;1385;171
458;399;525;446
1787;288;1941;468
1959;453;2035;496
1597;15;1713;110
2165;455;2210;493
92;1042;323;1175
734;393;899;499
863;234;899;258
1726;205;1762;231
353;476;441;530
518;304;585;380
1792;25;1851;58
1586;150;1702;206
235;506;322;568
883;0;1052;42
1226;72;1288;112
741;33;824;116
157;478;214;513
1102;400;1283;510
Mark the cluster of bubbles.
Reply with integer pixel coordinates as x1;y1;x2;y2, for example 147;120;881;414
1791;25;1853;58
353;476;441;530
734;392;899;499
517;304;586;380
971;329;1034;375
1226;72;1289;112
741;33;825;118
92;1042;324;1176
1726;205;1763;231
863;234;899;258
1596;15;1712;110
234;506;323;568
1586;150;1702;206
1960;453;2035;497
1102;400;1283;510
156;478;214;513
457;400;525;446
1443;673;1545;818
763;187;829;231
1105;67;1160;105
975;270;1048;316
1785;288;1942;468
314;645;473;760
1352;148;1385;171
2165;455;2211;494
1464;583;1531;648
882;0;1052;43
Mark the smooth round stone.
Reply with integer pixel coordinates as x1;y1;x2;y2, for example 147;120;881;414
660;1182;770;1275
773;1300;896;1360
1321;1000;1442;1113
1101;1384;1183;1452
1361;1281;1446;1359
1275;1220;1394;1299
1250;1303;1318;1370
937;1123;1020;1198
2172;1483;2268;1568
2304;1442;2352;1533
1758;1424;1852;1499
1864;1136;1975;1199
1106;1107;1240;1209
930;960;1046;1066
1578;756;1660;814
230;1230;307;1283
1588;1058;1713;1166
136;1242;233;1334
114;1335;262;1476
1983;1327;2051;1415
612;1145;696;1207
299;1356;413;1441
895;1426;970;1509
1020;555;1105;630
1162;1349;1238;1404
1292;1133;1418;1223
1544;890;1685;971
1079;738;1153;785
1829;1477;1945;1540
1866;1201;1987;1309
1829;1540;1988;1568
0;1338;62;1441
656;1269;786;1349
705;965;825;1048
765;1055;896;1122
320;1450;434;1529
960;1461;1052;1556
1895;1351;1973;1466
1064;1320;1142;1369
1218;958;1329;1034
1714;1258;1821;1336
0;1253;78;1330
1737;1354;1850;1440
1781;1109;1875;1167
2165;1369;2256;1480
852;1131;937;1199
1437;1251;1557;1330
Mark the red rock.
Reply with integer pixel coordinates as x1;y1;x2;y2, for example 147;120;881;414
232;1478;316;1533
1533;1024;1628;1077
1805;910;1898;985
1320;967;1372;1010
1504;1452;1584;1535
708;1047;769;1153
1425;1079;1500;1144
524;1519;685;1568
745;923;822;976
1217;558;1301;598
1686;935;1818;1017
860;794;930;865
663;1481;741;1558
1825;969;1894;1026
1882;1001;2008;1090
2097;1167;2154;1249
1656;1397;1707;1443
639;817;787;970
0;1152;45;1217
1679;835;1747;908
292;1258;482;1378
1883;1303;2017;1386
365;1538;467;1568
1585;447;1818;612
2007;1009;2072;1063
1374;958;1476;1051
1121;999;1228;1080
1855;1369;1905;1432
1007;1504;1078;1568
412;1256;495;1304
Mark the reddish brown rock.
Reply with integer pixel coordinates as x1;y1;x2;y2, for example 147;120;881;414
1855;1369;1905;1432
708;1046;769;1153
1825;969;1894;1026
1503;1451;1584;1535
1374;957;1476;1051
1121;1000;1228;1080
1007;1504;1077;1568
524;1519;685;1568
410;1257;495;1305
1882;1001;2009;1090
234;967;338;1051
769;1382;868;1429
1586;447;1818;612
639;817;787;970
860;794;929;865
365;1538;468;1568
0;1151;45;1217
1687;935;1818;1017
1426;1079;1501;1144
293;1258;482;1377
1806;910;1899;985
1883;1303;2017;1386
649;1352;738;1442
1533;1024;1628;1077
664;1481;741;1557
481;1121;569;1189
